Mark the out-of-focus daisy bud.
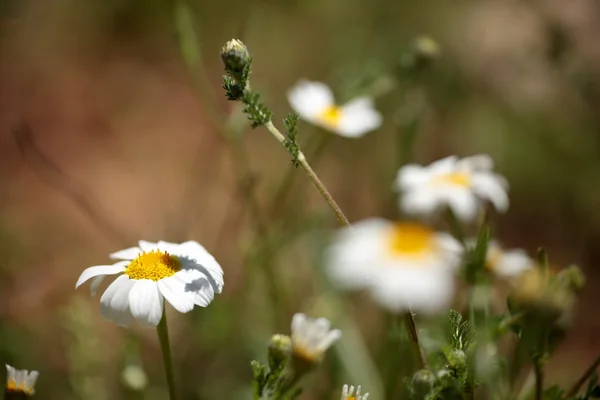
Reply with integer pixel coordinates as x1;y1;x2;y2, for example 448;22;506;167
410;369;436;399
398;36;441;74
509;264;584;328
221;39;251;79
4;365;38;398
267;334;292;371
121;364;148;392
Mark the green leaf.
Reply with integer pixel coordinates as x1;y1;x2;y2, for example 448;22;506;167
448;310;473;352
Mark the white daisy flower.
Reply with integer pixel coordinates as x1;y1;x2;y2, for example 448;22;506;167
287;80;382;137
395;155;509;222
5;365;39;396
325;218;463;313
290;313;341;363
485;241;533;278
341;384;369;400
75;240;224;327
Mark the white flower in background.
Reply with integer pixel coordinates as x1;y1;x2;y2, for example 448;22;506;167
290;313;341;363
395;155;509;222
287;80;382;137
75;240;224;327
325;218;463;313
5;365;38;396
485;241;534;278
341;384;369;400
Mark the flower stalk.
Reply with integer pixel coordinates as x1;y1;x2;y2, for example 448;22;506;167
157;309;177;400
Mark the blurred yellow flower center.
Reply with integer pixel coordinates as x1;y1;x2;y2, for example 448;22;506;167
6;379;32;394
345;397;357;400
434;172;471;187
125;250;181;281
319;105;342;128
388;223;435;257
486;246;502;271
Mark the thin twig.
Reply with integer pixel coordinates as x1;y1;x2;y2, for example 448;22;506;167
565;354;600;398
264;121;350;226
403;311;427;369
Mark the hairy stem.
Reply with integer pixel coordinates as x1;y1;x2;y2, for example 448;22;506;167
264;121;350;226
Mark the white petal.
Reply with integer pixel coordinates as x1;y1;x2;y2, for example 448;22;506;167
5;364;15;380
336;103;382;137
100;275;135;327
401;188;442;217
370;268;455;313
109;246;142;260
25;371;39;389
75;263;126;289
325;218;391;289
287;80;335;121
428;156;459;174
434;233;464;269
138;240;160;252
178;241;224;293
291;313;307;334
158;276;196;313
395;164;430;191
457;154;494;171
129;280;164;327
495;250;533;278
90;275;105;297
445;190;480;222
317;329;342;351
472;173;509;212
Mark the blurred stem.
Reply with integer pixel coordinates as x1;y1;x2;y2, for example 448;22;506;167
157;310;177;400
403;311;427;369
565;354;600;398
264;121;350;226
533;358;543;400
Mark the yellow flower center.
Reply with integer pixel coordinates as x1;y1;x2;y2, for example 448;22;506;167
433;172;471;188
388;223;436;258
486;247;502;271
6;379;33;394
345;397;357;400
124;250;181;281
318;105;342;128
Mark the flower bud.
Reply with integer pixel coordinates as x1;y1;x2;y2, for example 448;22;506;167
221;39;251;79
410;369;436;398
121;364;148;391
267;334;291;371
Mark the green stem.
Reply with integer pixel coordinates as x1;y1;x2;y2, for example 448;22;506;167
264;121;350;226
403;311;427;369
533;359;543;400
565;354;600;398
445;208;466;246
157;309;177;400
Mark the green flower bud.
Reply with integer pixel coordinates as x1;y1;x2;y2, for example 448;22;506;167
410;369;436;398
268;334;292;371
221;38;251;80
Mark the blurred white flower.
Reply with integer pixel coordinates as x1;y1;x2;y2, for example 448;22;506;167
486;241;533;278
326;218;463;313
76;240;224;327
5;364;38;396
290;313;341;363
287;80;382;137
395;155;509;222
121;364;148;391
341;384;369;400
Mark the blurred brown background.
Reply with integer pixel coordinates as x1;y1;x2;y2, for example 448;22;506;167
1;0;600;398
